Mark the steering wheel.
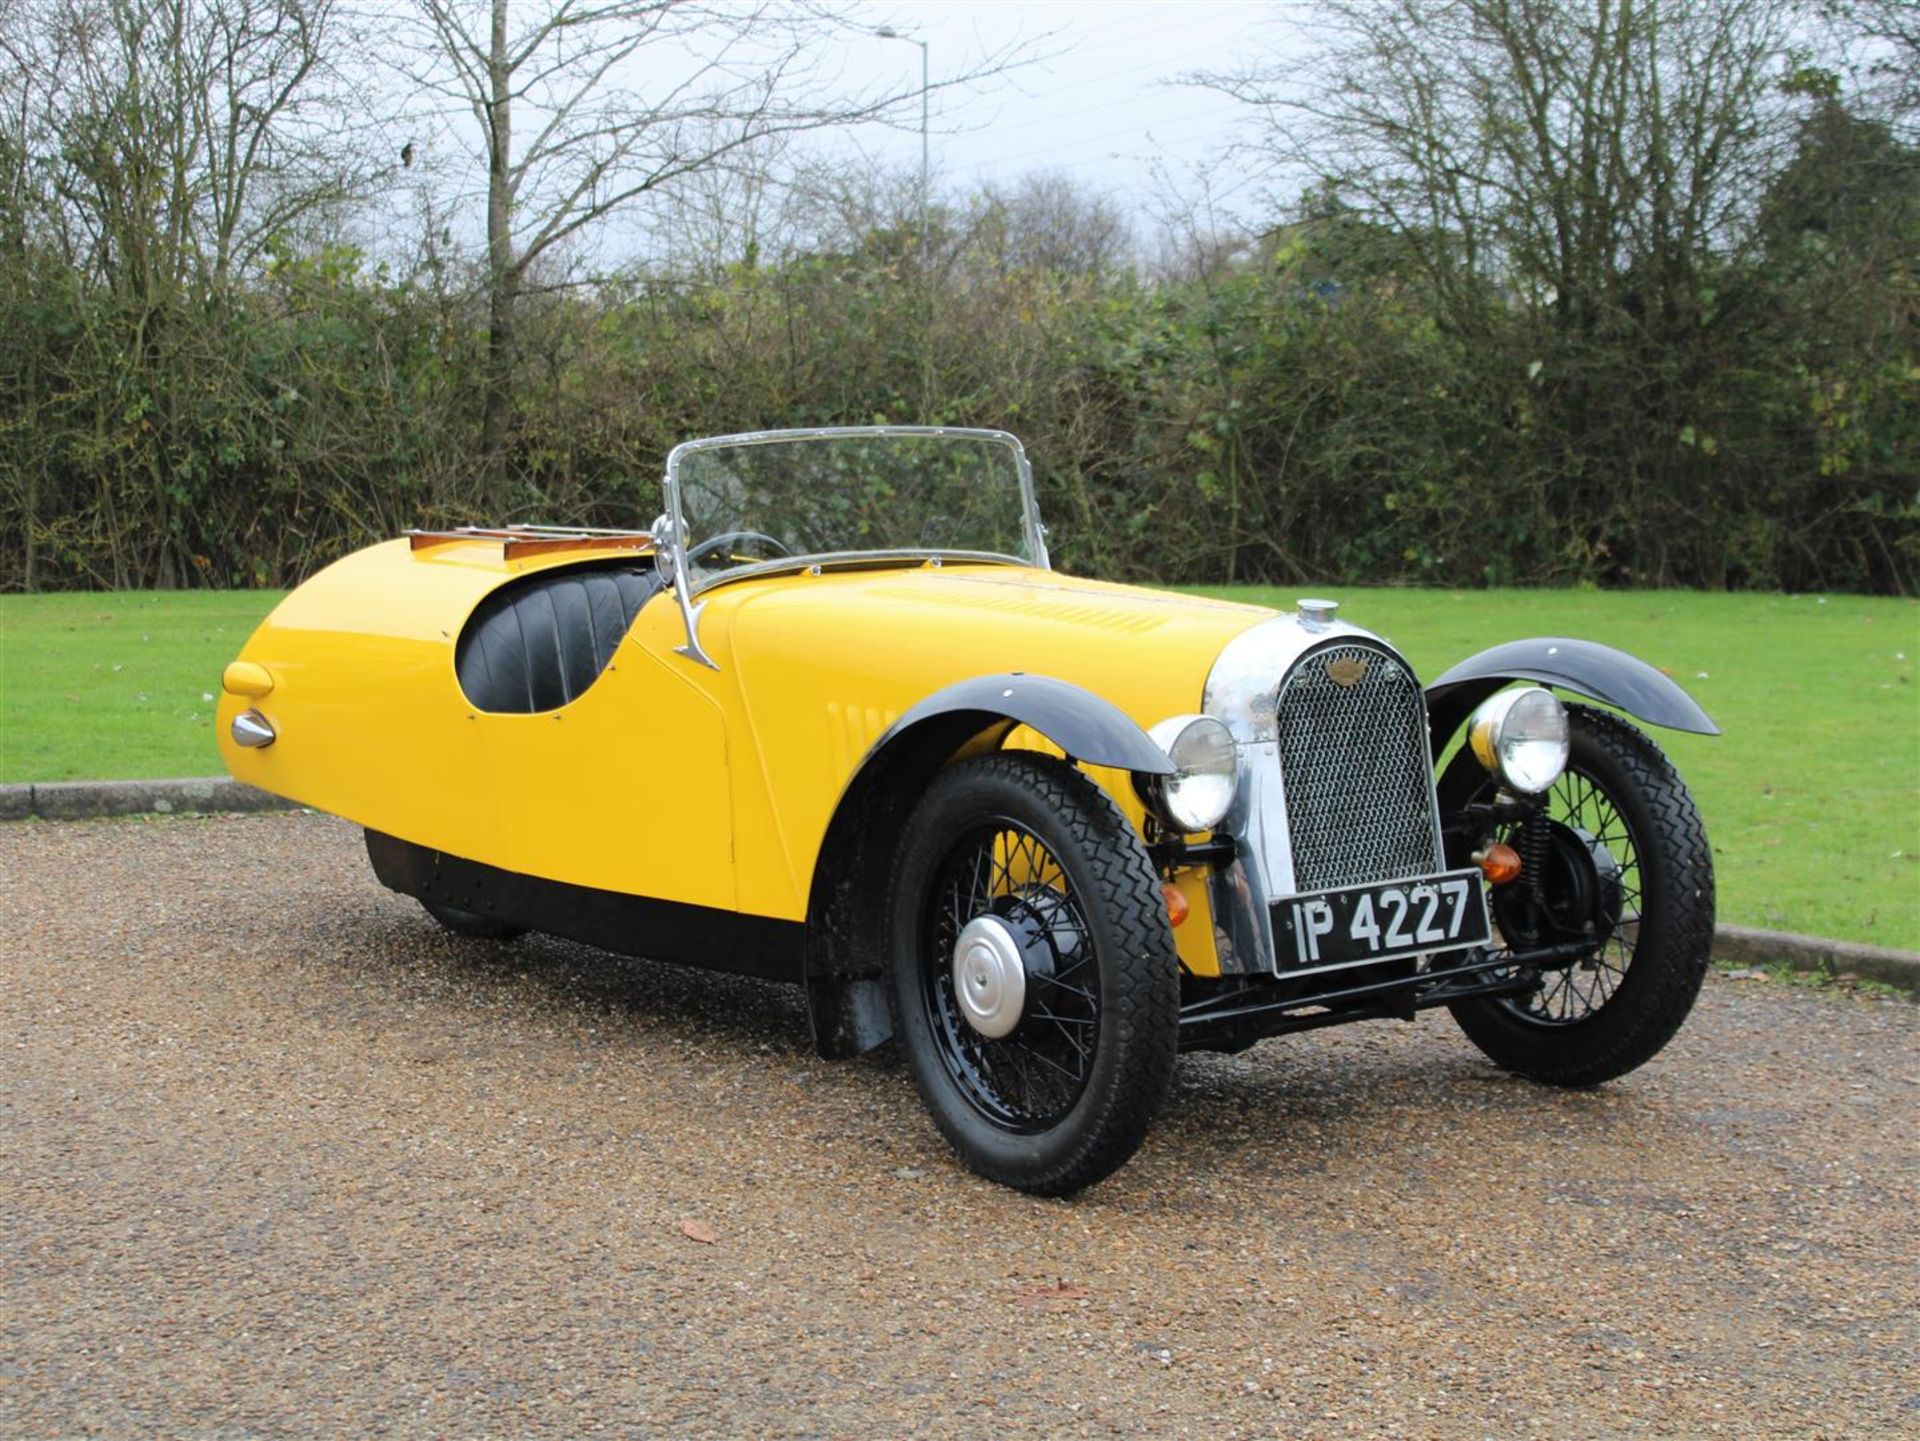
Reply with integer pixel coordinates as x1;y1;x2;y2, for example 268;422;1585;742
685;530;793;567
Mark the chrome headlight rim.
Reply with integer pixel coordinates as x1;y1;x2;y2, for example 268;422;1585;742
1137;713;1238;833
1467;686;1569;795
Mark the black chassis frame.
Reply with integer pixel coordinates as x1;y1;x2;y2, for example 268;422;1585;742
1153;794;1562;1055
371;748;1574;1058
375;787;1576;1058
1174;952;1543;1055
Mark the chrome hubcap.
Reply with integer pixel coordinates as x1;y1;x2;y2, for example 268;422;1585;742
952;914;1027;1039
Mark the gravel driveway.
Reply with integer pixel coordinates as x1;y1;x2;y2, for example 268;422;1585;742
3;813;1915;1438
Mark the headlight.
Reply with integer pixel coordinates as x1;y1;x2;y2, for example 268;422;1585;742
1467;687;1569;795
1137;714;1237;832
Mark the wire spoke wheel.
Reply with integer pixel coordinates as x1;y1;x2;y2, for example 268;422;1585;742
924;820;1099;1131
1447;705;1715;1087
888;752;1179;1195
1500;766;1642;1025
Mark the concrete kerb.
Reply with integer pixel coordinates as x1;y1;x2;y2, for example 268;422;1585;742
1712;925;1920;995
2;777;1915;994
1;776;300;821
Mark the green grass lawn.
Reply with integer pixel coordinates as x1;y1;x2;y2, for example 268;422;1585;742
1;591;285;785
1196;586;1919;952
3;584;1916;949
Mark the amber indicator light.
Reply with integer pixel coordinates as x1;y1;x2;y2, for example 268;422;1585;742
1474;842;1523;885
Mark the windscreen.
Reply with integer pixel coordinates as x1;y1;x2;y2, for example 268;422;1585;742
671;431;1035;581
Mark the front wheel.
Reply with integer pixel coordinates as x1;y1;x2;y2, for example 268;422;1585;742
887;753;1179;1195
1449;706;1715;1086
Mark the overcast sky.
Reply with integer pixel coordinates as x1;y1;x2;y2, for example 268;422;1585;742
823;1;1283;220
378;0;1292;267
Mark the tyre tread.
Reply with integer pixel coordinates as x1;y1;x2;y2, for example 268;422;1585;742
1451;705;1715;1086
420;898;527;941
887;752;1178;1195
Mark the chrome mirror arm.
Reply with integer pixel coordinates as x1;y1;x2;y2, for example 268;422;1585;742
652;496;719;672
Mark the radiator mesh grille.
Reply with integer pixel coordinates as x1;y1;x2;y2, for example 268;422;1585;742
1275;641;1442;892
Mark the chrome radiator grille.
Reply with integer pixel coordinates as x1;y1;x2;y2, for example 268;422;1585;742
1275;641;1443;892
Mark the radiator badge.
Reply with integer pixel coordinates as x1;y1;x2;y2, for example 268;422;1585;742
1326;655;1369;689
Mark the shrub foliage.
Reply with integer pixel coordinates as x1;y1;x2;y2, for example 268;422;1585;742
0;4;1913;594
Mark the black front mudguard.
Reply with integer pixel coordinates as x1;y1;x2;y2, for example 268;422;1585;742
1425;637;1718;761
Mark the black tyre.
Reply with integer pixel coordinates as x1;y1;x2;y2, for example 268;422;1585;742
1450;706;1714;1085
420;899;526;941
887;752;1179;1195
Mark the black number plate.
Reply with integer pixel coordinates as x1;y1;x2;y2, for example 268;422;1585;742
1271;869;1490;972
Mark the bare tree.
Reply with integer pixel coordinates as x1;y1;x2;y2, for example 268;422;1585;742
644;130;790;276
397;0;1017;496
970;172;1132;278
1;0;372;584
1822;0;1920;133
1191;0;1852;585
18;0;367;290
1196;0;1805;336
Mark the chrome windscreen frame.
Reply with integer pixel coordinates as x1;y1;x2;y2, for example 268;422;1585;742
656;426;1051;670
1201;613;1442;976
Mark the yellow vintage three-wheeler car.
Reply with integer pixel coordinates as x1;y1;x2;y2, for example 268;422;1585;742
219;427;1717;1193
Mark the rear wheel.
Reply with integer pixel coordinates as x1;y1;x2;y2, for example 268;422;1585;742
1450;706;1714;1085
887;753;1178;1195
420;899;526;942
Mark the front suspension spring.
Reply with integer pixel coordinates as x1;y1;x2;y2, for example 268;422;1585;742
1520;806;1552;910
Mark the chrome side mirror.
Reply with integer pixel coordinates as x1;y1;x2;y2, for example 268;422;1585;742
651;510;677;585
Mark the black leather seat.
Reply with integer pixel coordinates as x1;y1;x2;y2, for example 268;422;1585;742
455;563;664;713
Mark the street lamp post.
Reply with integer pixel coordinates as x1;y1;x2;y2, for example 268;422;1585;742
875;26;929;272
875;25;934;415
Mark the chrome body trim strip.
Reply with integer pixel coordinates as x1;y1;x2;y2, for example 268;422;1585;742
231;709;277;748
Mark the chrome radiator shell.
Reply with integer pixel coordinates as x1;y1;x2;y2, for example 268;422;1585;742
1201;615;1444;976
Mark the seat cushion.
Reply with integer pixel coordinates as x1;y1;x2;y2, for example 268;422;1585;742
455;563;664;713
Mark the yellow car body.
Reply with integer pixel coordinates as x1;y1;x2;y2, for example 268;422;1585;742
218;537;1267;977
219;426;1718;1193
